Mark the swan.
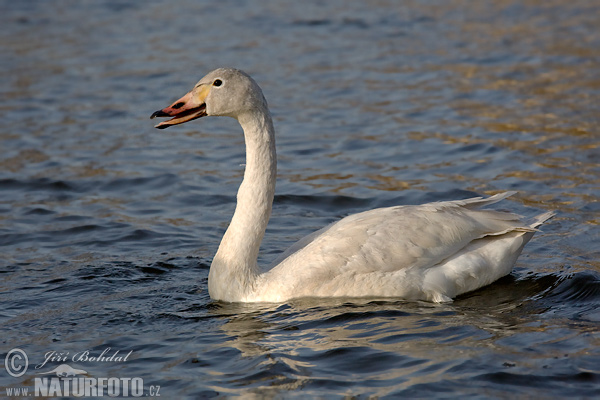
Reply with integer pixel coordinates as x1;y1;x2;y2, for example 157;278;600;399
150;67;553;303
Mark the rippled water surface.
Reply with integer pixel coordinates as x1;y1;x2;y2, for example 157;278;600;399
1;1;599;398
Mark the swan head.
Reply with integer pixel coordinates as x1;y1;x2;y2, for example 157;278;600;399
150;68;267;129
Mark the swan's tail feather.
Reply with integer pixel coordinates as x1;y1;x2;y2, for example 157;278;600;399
444;192;554;235
431;191;517;211
529;211;555;229
443;192;554;230
460;191;517;209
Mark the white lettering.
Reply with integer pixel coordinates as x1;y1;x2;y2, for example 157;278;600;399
107;377;120;396
48;377;62;397
85;377;96;396
72;350;90;362
132;377;144;397
69;348;133;364
36;351;69;369
71;377;85;397
97;377;107;395
35;376;146;397
122;376;131;394
98;347;111;361
35;377;49;396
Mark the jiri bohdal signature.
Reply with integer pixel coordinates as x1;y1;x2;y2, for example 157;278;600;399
35;348;132;370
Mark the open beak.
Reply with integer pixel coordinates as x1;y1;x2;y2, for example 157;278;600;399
150;85;210;129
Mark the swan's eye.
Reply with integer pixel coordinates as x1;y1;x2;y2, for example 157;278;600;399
213;79;222;87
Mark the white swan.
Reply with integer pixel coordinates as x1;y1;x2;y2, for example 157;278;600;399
151;68;553;303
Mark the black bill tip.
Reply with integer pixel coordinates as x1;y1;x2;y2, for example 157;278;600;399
150;110;169;119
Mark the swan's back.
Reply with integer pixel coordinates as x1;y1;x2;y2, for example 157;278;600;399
253;192;553;302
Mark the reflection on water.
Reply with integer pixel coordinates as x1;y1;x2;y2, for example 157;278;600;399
1;0;599;398
201;272;600;397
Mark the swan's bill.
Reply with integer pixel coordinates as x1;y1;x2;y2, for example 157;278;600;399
150;85;210;129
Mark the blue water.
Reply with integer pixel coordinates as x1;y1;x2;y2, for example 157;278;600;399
1;0;599;398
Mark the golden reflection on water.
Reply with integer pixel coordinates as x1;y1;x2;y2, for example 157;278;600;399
286;44;598;212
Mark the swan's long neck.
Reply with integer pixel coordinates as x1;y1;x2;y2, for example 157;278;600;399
208;107;276;301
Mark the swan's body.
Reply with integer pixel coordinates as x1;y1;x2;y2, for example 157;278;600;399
151;68;553;303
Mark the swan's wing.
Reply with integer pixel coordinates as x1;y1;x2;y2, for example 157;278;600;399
420;211;553;302
269;192;520;268
268;192;535;279
268;222;338;268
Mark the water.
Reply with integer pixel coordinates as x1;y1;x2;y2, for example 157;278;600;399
1;0;599;398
